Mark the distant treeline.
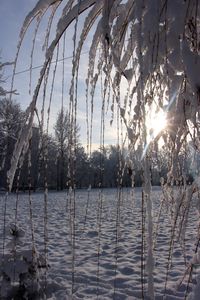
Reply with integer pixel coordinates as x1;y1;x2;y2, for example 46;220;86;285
0;98;195;191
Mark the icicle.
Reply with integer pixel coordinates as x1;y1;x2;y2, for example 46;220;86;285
7;104;34;191
9;0;61;102
101;0;115;50
85;22;103;153
61;0;75;17
144;156;155;300
21;0;62;36
27;138;36;254
42;2;60;51
46;44;59;133
29;15;43;95
53;0;96;42
74;1;103;70
70;1;103;156
181;38;200;94
111;1;135;68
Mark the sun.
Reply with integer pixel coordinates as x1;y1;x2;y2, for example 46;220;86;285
146;108;167;142
141;108;168;159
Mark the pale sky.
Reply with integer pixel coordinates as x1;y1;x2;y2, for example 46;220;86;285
0;0;126;150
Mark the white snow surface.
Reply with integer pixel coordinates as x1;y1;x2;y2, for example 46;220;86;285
0;187;199;299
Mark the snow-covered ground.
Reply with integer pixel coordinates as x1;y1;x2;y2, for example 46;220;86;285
0;187;199;299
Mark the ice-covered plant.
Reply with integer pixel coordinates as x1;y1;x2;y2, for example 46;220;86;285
5;0;200;299
0;223;47;299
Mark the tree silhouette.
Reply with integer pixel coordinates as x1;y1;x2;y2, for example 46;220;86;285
0;98;24;188
54;108;80;189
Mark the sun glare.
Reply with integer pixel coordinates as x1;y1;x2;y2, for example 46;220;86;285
141;107;168;159
147;109;167;142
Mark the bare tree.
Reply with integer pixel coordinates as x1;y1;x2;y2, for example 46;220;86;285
0;98;24;188
54;108;80;190
0;59;16;97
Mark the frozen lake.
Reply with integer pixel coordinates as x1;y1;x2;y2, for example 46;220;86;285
0;187;199;299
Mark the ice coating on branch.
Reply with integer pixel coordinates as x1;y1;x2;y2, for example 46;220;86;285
61;0;75;16
168;48;183;73
9;0;62;107
74;1;103;77
123;68;134;82
20;0;62;39
101;0;115;46
29;15;43;95
182;38;200;93
46;0;96;61
87;20;102;88
143;0;159;37
42;2;60;51
120;39;135;73
111;1;134;73
7;102;35;191
85;21;102;150
144;158;155;300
